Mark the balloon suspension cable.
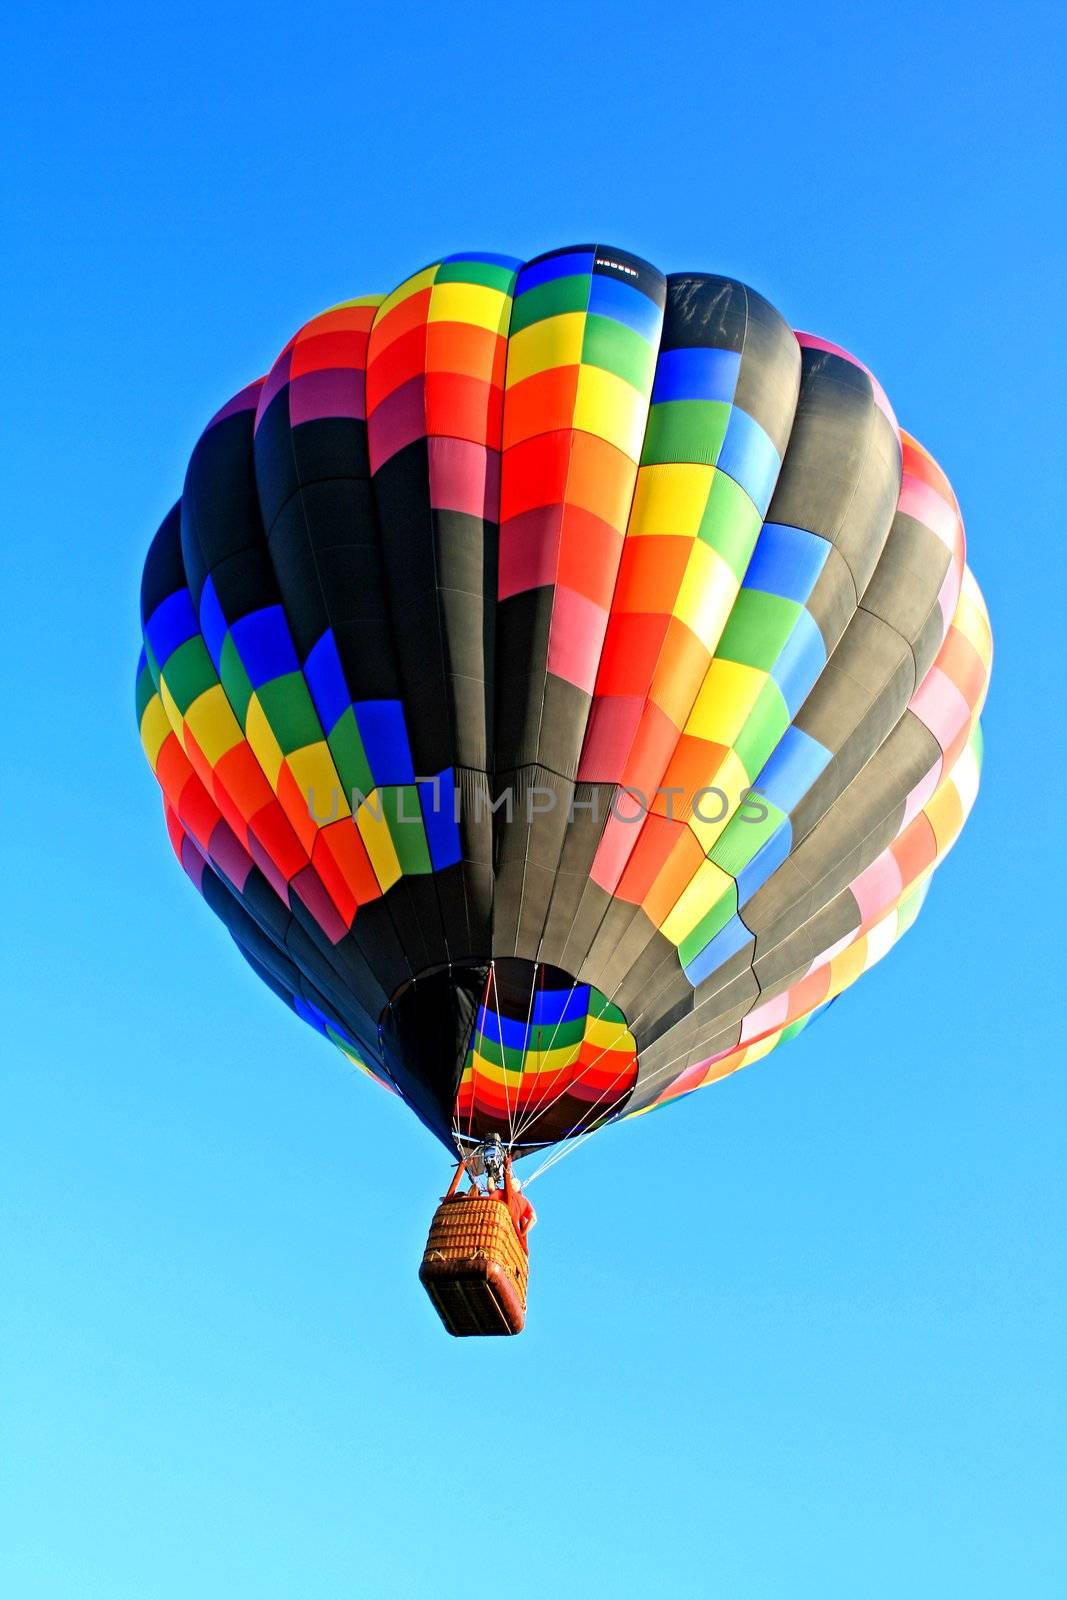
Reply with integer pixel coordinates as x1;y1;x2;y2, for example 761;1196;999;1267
488;959;518;1149
509;975;581;1145
455;948;745;1185
514;962;540;1139
510;1005;633;1151
524;997;764;1187
515;925;751;1163
519;1026;640;1184
457;966;495;1153
518;960;733;1180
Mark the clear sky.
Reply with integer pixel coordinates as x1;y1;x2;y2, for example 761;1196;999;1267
3;2;1064;1596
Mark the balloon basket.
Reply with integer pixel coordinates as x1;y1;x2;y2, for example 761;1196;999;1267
419;1194;528;1337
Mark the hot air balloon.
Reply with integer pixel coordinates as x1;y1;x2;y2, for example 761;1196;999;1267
136;245;991;1335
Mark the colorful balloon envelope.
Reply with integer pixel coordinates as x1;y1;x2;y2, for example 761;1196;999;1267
136;244;991;1164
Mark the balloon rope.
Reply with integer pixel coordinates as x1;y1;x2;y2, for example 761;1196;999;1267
523;1010;744;1185
512;942;719;1151
459;966;494;1149
510;977;581;1143
514;962;539;1141
522;1117;605;1187
522;1030;665;1185
489;959;517;1146
517;1018;638;1168
520;962;549;1137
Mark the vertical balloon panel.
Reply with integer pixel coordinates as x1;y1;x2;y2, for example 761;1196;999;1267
365;255;522;965
493;247;666;958
543;277;800;1022
250;297;422;1004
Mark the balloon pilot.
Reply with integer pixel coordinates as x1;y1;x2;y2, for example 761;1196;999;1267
480;1135;537;1253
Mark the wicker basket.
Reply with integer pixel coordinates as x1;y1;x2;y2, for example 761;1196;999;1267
419;1193;529;1337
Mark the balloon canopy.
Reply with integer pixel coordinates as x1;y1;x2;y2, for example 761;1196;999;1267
136;245;990;1161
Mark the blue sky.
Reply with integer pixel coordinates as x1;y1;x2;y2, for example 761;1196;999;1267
3;2;1065;1595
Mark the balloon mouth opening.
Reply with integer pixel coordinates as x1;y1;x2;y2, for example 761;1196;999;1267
379;957;639;1154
